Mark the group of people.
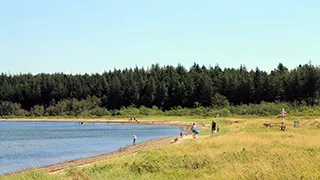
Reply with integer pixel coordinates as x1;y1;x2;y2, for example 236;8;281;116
211;120;220;134
189;120;221;138
132;120;221;145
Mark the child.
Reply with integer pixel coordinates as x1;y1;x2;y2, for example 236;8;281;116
180;131;183;139
217;124;220;133
133;135;137;145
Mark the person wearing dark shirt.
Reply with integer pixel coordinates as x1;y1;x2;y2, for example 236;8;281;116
211;120;217;134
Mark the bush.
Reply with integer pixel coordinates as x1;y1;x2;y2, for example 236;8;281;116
3;100;320;117
45;105;59;116
0;101;25;116
90;107;111;117
164;106;191;116
119;106;140;116
139;106;163;116
31;105;45;116
230;102;292;116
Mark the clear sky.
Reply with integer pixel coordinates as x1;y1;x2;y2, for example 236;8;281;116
0;0;319;74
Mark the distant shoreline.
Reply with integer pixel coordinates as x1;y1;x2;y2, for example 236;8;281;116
0;117;194;127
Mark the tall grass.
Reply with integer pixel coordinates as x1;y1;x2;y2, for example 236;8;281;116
2;118;320;180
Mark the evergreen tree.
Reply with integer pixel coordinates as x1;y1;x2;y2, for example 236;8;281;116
0;62;319;112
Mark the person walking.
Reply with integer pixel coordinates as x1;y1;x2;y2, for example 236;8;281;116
211;120;217;134
191;123;197;138
217;123;220;133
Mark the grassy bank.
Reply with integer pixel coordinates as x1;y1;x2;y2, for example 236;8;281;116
2;117;320;180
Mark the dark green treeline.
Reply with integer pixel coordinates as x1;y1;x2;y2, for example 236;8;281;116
0;62;319;116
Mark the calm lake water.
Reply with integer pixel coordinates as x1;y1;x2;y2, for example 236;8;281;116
0;121;181;175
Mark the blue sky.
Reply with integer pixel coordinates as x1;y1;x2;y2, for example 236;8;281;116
0;0;319;74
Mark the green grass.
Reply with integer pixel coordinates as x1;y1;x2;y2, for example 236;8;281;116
1;171;63;180
2;117;320;180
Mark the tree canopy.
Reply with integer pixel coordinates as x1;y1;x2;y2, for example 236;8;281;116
0;62;319;116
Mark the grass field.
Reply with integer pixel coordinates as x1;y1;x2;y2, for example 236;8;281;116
2;116;320;180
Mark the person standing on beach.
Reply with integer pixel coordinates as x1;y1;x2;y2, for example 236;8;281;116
211;120;216;134
180;131;183;139
133;135;137;145
216;123;220;133
191;123;197;138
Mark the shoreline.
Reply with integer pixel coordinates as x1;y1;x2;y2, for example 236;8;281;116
1;118;195;176
5;136;179;176
0;118;195;127
43;136;178;174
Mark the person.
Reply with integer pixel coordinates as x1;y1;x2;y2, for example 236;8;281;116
280;122;286;131
211;120;217;134
217;123;220;133
180;131;183;139
190;123;197;138
133;135;137;145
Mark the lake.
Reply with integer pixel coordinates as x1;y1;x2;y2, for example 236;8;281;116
0;121;181;175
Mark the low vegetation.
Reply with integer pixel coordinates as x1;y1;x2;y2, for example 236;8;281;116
2;100;320;119
2;117;320;180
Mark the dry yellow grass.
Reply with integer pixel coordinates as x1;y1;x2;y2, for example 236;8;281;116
2;117;320;180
